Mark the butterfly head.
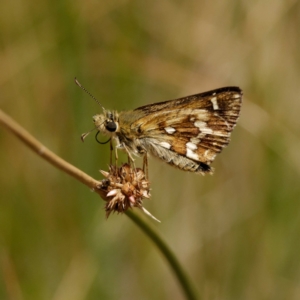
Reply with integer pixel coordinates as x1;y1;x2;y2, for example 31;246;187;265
75;78;121;142
93;110;120;135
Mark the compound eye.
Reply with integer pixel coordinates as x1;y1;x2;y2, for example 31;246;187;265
106;121;117;132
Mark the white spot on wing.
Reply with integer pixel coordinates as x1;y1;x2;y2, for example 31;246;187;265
159;141;171;149
186;148;199;161
204;150;216;160
194;120;207;129
165;127;176;134
186;142;197;150
213;131;229;137
197;133;206;139
211;97;219;110
200;128;213;134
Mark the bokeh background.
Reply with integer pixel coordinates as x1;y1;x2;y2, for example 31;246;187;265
1;1;300;299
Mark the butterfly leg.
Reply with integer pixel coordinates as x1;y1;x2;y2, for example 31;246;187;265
109;139;119;176
109;139;114;166
122;144;136;168
143;154;149;180
121;144;139;183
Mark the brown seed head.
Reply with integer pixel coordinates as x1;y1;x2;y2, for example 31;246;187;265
97;163;151;218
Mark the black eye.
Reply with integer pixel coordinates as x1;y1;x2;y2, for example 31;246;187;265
106;121;117;132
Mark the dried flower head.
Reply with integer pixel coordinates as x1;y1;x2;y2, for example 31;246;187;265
97;163;160;222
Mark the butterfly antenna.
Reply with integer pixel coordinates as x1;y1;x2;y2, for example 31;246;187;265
75;78;105;111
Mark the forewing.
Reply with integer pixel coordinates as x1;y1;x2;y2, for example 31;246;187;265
129;86;242;165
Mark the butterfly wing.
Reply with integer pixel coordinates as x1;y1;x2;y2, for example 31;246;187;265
118;87;242;173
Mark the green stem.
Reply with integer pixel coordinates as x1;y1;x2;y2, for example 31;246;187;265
126;210;200;300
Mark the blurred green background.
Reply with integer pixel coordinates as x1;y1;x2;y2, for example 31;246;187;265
1;0;300;299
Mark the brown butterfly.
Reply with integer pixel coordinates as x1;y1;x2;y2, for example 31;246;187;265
77;79;242;174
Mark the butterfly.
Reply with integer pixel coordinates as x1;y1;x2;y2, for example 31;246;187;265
77;79;242;175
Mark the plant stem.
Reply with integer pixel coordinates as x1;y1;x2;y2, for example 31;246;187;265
126;210;199;300
0;109;102;195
